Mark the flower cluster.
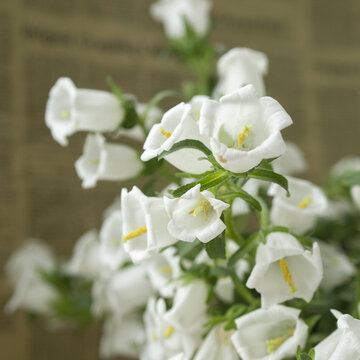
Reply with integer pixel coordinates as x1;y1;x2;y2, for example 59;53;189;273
5;1;360;360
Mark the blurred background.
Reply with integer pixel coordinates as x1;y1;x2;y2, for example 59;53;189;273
0;0;359;359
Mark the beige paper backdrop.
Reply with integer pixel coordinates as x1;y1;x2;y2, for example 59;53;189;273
0;0;359;359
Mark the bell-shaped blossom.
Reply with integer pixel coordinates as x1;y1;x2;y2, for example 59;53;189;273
231;305;308;360
272;141;308;176
5;240;57;315
268;177;328;235
150;0;212;39
121;186;177;263
141;280;208;360
146;247;182;298
164;184;229;243
64;230;101;280
99;209;130;271
246;232;323;308
199;85;292;173
75;134;143;189
141;102;212;174
315;310;360;360
318;241;355;291
45;77;123;146
351;185;360;209
331;155;360;177
194;324;238;360
100;312;145;359
213;47;268;98
92;265;154;318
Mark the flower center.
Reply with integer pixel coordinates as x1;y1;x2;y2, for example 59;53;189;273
61;110;70;118
122;226;147;242
266;328;295;354
237;125;253;149
159;127;172;139
158;266;173;275
278;258;297;293
297;196;312;209
218;124;253;150
188;199;212;220
163;325;174;338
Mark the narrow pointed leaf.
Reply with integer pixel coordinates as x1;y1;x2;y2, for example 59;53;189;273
158;139;212;160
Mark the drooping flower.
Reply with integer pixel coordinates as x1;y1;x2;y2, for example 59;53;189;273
213;47;268;98
194;324;238;360
199;85;292;173
231;305;308;360
268;176;328;235
75;134;143;189
5;240;57;315
141;102;212;174
164;184;229;243
100;312;145;359
314;310;360;360
64;230;101;280
150;0;212;39
246;232;323;308
318;241;355;291
121;186;177;263
45;77;123;146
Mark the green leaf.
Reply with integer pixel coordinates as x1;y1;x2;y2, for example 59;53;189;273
218;189;261;212
158;139;212;160
170;170;228;197
205;231;226;260
247;168;289;195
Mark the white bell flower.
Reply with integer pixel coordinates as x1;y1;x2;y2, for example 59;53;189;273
268;176;328;235
246;232;323;308
194;324;238;360
141;102;212;174
330;155;360;176
75;133;143;189
231;305;308;360
199;85;292;173
64;230;101;280
45;77;123;146
121;186;177;263
146;247;182;298
100;312;145;359
142;280;208;360
272;141;308;176
92;265;154;318
314;310;360;360
318;241;355;291
351;185;360;209
99;210;130;271
164;184;229;243
213;47;268;98
150;0;212;39
5;240;57;315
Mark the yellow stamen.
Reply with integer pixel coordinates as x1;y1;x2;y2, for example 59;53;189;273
188;200;212;220
266;328;295;354
122;226;147;243
297;196;312;209
193;108;200;121
158;266;173;275
61;110;70;118
237;125;253;149
278;258;297;293
163;325;174;338
159;127;172;139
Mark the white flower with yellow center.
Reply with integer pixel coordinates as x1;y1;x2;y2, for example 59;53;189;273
231;305;308;360
75;134;144;189
318;241;355;291
213;47;268;98
199;85;292;173
194;324;238;360
141;102;212;174
164;184;230;243
246;232;323;308
45;77;123;146
121;186;177;264
150;0;212;39
268;176;328;235
141;281;209;360
315;310;360;360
